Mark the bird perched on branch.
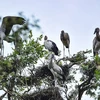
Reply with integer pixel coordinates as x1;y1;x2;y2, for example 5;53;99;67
60;30;70;57
47;53;65;86
93;27;100;56
44;35;59;55
0;16;25;56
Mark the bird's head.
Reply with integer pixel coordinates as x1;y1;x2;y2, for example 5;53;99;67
44;35;48;40
51;53;55;58
61;30;64;34
94;28;99;34
60;30;65;40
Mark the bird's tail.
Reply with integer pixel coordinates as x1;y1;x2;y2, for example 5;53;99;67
66;45;69;48
52;48;60;56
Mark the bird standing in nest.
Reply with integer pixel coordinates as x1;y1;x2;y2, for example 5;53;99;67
47;53;65;86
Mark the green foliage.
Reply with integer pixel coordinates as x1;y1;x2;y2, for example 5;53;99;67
0;13;48;99
0;33;47;93
95;70;100;80
94;55;100;65
0;13;100;100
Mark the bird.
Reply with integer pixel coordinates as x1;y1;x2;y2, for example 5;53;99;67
60;30;70;57
93;28;100;56
47;53;65;86
44;35;59;55
0;16;25;56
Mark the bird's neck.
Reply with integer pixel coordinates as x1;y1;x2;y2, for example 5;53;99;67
48;56;53;69
44;40;47;42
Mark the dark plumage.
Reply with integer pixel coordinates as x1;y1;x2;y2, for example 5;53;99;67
1;16;25;36
44;36;59;55
60;30;70;57
0;16;25;56
93;28;100;56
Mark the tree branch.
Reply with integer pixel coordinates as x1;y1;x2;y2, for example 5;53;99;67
78;66;96;100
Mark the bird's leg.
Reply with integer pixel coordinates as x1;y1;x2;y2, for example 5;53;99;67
51;71;58;87
63;45;65;58
0;35;4;57
51;72;56;86
53;54;57;62
2;42;4;57
0;48;1;56
0;39;3;57
0;39;1;56
68;48;71;57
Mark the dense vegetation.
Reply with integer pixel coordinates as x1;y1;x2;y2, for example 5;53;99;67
0;13;100;100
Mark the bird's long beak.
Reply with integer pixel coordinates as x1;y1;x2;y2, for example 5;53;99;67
94;31;96;34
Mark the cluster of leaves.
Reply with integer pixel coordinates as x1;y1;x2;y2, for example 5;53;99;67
0;13;48;99
0;35;48;99
11;33;47;68
76;53;100;99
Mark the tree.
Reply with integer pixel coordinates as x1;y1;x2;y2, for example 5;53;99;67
0;13;100;100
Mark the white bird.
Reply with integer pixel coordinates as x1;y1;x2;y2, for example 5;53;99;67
48;53;65;86
44;35;59;55
93;28;100;56
60;30;70;57
0;16;25;56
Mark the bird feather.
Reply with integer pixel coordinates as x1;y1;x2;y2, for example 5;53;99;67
1;16;25;36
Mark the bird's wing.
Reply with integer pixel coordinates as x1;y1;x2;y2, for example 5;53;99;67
53;62;63;75
1;16;25;36
93;37;97;50
44;40;53;50
49;40;59;55
65;33;70;43
48;40;58;49
93;37;99;56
